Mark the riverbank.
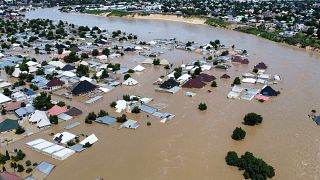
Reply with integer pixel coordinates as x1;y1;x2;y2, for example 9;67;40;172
81;10;320;53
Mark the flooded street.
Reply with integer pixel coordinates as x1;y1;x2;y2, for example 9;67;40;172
15;8;320;180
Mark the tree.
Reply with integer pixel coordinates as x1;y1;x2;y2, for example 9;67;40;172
102;48;110;56
3;88;12;97
124;74;131;80
243;113;263;126
131;106;140;113
123;94;131;101
211;81;217;87
92;49;99;56
76;64;89;77
83;142;92;148
64;52;79;63
17;164;24;172
25;160;31;166
317;27;320;39
81;53;89;59
15;126;25;135
110;101;117;108
26;168;33;173
116;114;127;123
100;69;109;79
5;150;10;161
153;58;160;65
198;103;207;111
49;115;58;124
233;77;241;85
33;92;53;110
98;110;108;117
231;127;246;140
221;50;229;56
225;151;275;179
57;101;66;107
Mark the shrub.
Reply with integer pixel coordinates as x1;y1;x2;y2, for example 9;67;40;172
17;164;24;172
211;81;217;87
243;113;263;126
110;101;117;108
131;106;140;113
67;140;76;146
98;110;108;117
26;168;33;173
124;74;131;80
83;142;92;148
15;126;25;135
128;69;134;73
116;114;127;123
123;94;131;101
225;151;275;179
233;77;241;85
231;127;246;140
153;58;160;65
147;122;151;126
25;160;31;166
198;103;207;111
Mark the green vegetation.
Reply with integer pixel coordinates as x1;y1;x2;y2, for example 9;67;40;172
49;115;58;124
211;81;217;87
124;74;131;80
98;110;108;117
85;112;97;124
131;106;141;114
82;9;109;15
153;58;160;65
237;27;320;49
225;151;275;179
205;18;230;28
116;114;127;123
198;103;207;111
110;101;117;108
107;10;130;17
231;127;246;140
243;113;263;126
15;126;25;135
233;77;241;85
33;92;53;110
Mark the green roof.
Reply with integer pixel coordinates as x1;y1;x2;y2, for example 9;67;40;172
0;119;19;133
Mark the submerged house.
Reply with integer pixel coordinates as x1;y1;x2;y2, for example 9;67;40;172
71;80;97;96
260;86;278;96
46;79;65;90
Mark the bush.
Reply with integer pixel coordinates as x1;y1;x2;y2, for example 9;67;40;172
67;140;75;146
131;106;140;113
198;103;207;111
124;74;131;80
25;160;31;166
83;142;92;148
233;77;241;85
243;113;263;126
128;69;134;73
98;110;108;117
211;81;217;87
57;101;66;107
15;126;25;135
147;122;151;126
225;151;275;179
116;114;127;123
231;127;246;140
123;94;131;101
17;164;24;172
26;168;33;173
110;101;117;108
49;115;58;124
153;58;160;65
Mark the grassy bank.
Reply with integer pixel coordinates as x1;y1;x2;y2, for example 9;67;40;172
107;10;130;17
82;9;109;15
205;18;230;28
236;27;320;49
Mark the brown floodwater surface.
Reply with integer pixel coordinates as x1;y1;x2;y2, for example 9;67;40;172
9;7;320;180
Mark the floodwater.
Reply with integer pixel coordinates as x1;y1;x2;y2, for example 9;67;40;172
7;7;319;180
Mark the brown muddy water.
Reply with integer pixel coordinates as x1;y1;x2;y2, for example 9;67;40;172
6;7;319;180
